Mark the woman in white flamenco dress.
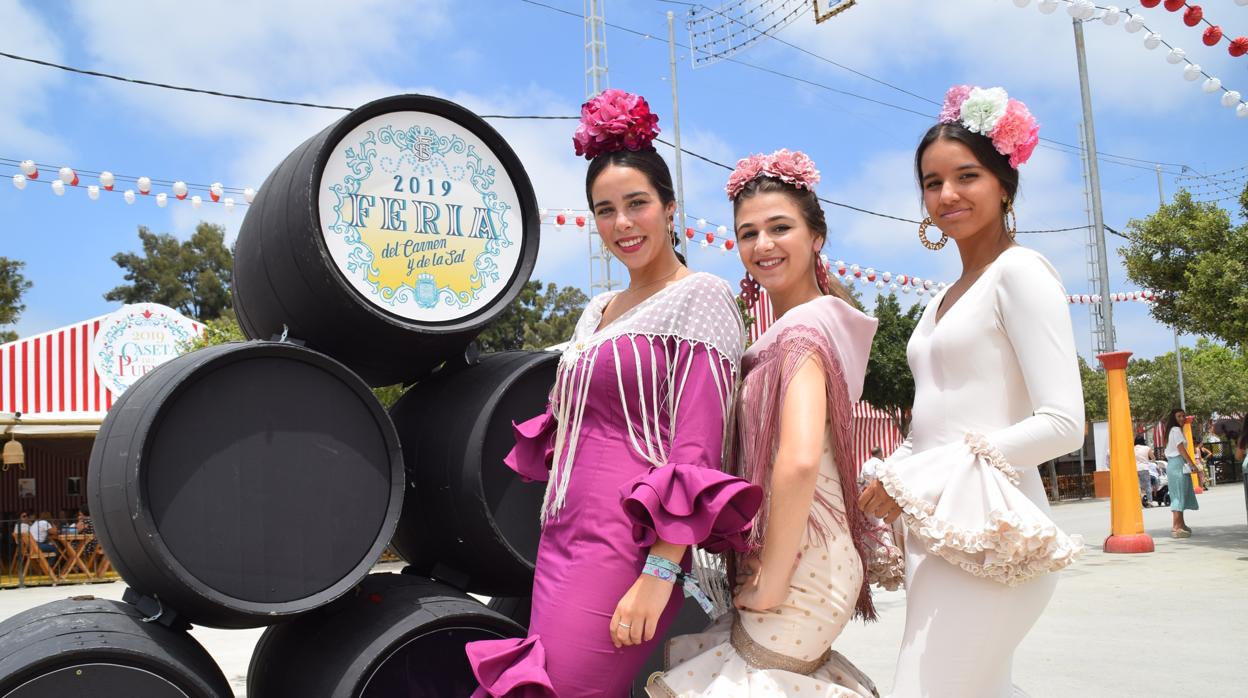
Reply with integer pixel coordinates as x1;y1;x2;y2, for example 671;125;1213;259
859;85;1085;698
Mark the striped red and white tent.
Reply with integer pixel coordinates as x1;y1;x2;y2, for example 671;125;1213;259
2;314;117;415
851;402;906;468
746;289;906;470
0;309;203;416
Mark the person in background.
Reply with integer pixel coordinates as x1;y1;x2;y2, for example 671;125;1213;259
31;511;59;564
1163;408;1199;538
10;512;30;541
1237;415;1247;526
859;446;885;490
1134;435;1154;508
77;506;98;558
1147;457;1168;507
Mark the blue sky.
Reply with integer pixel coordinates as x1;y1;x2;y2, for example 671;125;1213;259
2;0;1245;362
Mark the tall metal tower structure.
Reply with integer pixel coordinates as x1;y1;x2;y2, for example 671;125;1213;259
1078;124;1113;354
584;0;619;295
1072;17;1115;354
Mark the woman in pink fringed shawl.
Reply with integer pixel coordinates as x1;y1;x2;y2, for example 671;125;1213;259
647;151;902;698
466;90;762;697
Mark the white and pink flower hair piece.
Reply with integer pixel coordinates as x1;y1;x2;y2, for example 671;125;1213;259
938;85;1039;169
725;149;821;201
572;89;661;160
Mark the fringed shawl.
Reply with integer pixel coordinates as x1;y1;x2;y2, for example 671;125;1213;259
733;296;881;620
542;272;745;524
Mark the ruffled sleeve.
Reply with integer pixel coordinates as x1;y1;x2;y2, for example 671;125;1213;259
503;407;557;484
621;462;763;554
619;336;761;554
466;635;557;698
877;432;1082;586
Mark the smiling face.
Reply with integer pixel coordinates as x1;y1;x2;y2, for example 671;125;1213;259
734;190;822;299
919;137;1010;243
590;164;677;273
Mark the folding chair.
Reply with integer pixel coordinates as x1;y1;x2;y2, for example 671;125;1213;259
19;532;59;583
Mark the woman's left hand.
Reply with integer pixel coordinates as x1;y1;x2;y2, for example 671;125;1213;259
733;568;790;613
858;479;903;523
610;573;676;648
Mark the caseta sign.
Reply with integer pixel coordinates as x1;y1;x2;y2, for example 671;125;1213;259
318;111;523;323
92;303;201;395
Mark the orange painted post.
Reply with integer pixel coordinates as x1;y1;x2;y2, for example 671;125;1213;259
1183;417;1204;494
1097;351;1154;553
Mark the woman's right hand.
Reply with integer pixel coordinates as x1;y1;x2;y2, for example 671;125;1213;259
733;557;790;613
858;479;903;523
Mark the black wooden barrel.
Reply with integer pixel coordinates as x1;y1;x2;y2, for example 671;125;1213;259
233;93;541;387
246;572;524;698
87;341;404;629
0;596;230;697
389;351;555;597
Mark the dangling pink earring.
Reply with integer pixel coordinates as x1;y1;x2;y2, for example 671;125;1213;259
738;272;760;306
814;256;831;295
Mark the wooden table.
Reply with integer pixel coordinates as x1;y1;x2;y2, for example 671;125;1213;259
55;534;95;579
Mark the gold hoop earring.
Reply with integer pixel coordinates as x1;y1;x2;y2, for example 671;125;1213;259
918;216;947;251
1005;201;1017;241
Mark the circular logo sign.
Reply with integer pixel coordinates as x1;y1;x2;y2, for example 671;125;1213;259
91;303;201;396
318;111;525;323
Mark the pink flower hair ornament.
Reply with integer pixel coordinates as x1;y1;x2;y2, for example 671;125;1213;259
938;85;1040;169
725;149;821;201
572;89;661;160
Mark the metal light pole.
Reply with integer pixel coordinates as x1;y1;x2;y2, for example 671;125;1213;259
1073;18;1115;351
584;0;618;294
667;11;689;263
1154;166;1187;411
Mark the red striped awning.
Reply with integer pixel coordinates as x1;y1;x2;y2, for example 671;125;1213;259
2;315;113;414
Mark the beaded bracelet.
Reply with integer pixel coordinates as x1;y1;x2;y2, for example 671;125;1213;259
643;554;714;614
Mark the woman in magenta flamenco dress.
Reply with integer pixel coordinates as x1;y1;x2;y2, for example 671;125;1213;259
466;90;762;697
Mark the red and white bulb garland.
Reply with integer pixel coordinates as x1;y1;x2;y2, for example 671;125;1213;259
7;159;252;211
1013;0;1248;119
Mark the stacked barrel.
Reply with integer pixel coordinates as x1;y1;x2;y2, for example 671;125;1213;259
0;93;712;697
0;94;554;697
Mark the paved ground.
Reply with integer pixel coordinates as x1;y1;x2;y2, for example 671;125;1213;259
839;482;1247;698
0;486;1243;696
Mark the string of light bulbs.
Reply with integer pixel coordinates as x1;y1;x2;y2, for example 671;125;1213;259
1013;0;1248;119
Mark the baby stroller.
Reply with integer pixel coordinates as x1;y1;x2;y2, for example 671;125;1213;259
1150;460;1171;507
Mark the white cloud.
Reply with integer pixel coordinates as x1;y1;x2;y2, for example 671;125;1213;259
782;1;1246;118
0;2;68;156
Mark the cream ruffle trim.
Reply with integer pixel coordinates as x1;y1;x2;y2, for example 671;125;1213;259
877;432;1083;587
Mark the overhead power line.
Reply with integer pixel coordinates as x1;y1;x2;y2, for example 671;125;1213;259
655;136;1089;233
517;0;1192;175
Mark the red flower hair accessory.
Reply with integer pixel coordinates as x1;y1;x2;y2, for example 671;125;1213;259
572;89;661;160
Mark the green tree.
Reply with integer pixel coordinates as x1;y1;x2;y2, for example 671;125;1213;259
861;293;922;434
1079;356;1108;422
1124;341;1248;425
106;222;233;321
1119;187;1248;347
0;258;33;343
476;281;589;352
